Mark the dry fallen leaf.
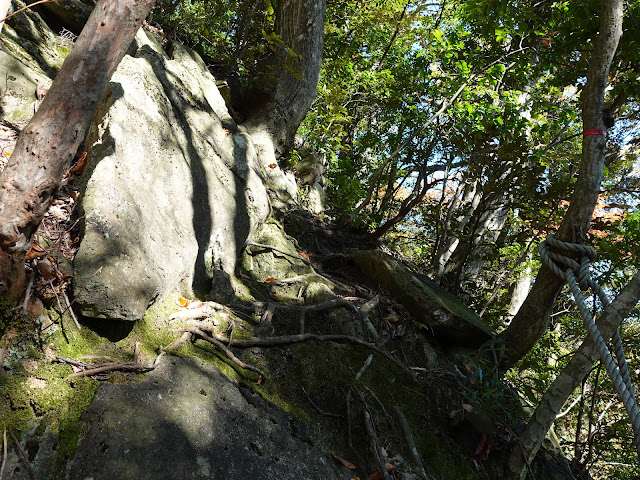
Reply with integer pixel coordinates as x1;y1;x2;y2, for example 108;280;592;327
331;450;357;470
37;258;56;281
265;277;278;282
462;403;473;413
268;163;277;169
177;296;191;308
50;205;67;219
69;152;88;176
298;251;309;259
25;243;47;261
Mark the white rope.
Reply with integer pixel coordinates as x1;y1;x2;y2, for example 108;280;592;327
540;234;640;458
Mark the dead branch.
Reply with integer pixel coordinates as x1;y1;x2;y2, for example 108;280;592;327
271;273;318;285
7;429;35;480
364;410;393;480
359;295;380;340
184;327;265;380
169;306;219;322
48;281;75;340
62;289;81;330
394;405;429;479
163;332;192;351
58;352;165;379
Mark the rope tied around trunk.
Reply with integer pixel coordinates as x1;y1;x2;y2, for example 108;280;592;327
540;234;640;458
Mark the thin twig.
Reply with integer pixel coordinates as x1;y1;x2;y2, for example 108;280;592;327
0;428;7;480
364;384;394;430
21;273;35;315
63;290;81;330
394;405;429;479
301;297;360;334
347;388;354;449
7;429;35;480
0;0;62;25
49;282;75;340
302;386;343;419
364;411;392;480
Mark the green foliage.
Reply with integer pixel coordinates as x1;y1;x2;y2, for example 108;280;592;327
152;0;277;80
150;2;640;476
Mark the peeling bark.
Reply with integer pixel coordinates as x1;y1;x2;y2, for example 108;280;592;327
0;0;156;300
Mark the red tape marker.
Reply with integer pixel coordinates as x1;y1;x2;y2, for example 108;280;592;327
583;129;607;138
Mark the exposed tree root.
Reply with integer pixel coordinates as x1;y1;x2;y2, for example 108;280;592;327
182;325;410;375
168;327;265;381
7;429;35;480
56;351;165;379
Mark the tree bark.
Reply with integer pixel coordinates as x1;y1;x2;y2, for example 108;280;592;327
509;271;640;478
244;0;326;156
499;0;624;369
0;0;156;300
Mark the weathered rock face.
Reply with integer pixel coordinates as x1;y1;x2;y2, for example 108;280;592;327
0;2;65;124
67;356;344;480
295;147;326;214
351;250;494;346
73;30;272;320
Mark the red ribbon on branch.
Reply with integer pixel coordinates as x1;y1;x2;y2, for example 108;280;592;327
583;129;607;138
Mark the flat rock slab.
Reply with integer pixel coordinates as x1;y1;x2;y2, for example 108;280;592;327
351;250;494;346
67;356;342;480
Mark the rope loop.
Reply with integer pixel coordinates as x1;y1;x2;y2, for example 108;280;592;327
539;234;596;290
538;234;640;459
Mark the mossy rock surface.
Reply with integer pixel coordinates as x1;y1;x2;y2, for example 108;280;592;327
351;250;494;346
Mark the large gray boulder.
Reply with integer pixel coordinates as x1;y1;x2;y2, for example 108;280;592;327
73;31;271;320
67;356;344;480
351;250;494;346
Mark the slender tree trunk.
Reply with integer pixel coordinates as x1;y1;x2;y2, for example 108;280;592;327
509;271;640;477
430;180;482;283
499;0;624;369
0;0;156;300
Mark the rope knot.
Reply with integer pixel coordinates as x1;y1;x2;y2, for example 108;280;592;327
539;234;596;290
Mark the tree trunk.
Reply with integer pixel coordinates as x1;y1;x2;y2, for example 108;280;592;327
0;0;156;300
499;0;624;369
429;180;481;283
509;271;640;477
244;0;326;156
